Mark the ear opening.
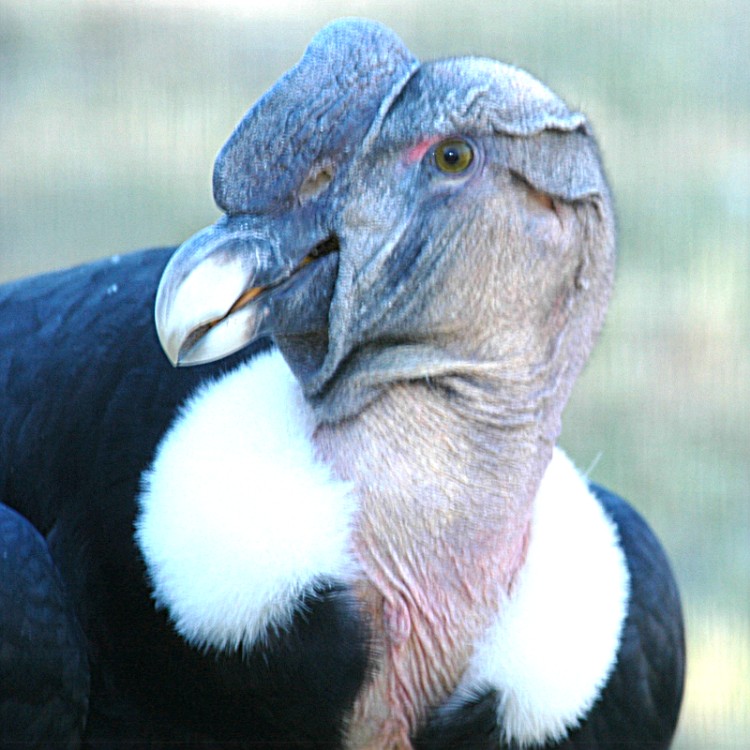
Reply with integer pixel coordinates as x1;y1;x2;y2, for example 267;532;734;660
510;170;559;215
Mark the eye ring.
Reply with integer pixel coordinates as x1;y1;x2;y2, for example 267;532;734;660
434;137;474;174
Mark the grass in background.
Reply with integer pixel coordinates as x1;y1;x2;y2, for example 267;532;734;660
1;1;748;746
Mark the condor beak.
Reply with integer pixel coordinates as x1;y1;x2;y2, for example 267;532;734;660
155;216;335;367
155;222;268;366
154;216;338;366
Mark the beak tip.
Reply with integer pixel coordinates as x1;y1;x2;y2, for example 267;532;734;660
154;309;199;367
159;338;184;368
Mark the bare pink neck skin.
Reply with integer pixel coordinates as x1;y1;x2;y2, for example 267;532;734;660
313;372;558;748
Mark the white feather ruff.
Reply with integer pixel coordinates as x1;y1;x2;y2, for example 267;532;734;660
136;352;628;747
135;350;356;651
461;447;630;747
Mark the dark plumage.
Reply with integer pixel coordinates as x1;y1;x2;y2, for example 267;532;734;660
0;19;684;749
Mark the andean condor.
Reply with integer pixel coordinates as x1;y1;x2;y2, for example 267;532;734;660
0;18;684;749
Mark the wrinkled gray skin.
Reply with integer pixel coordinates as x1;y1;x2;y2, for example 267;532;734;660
156;18;616;748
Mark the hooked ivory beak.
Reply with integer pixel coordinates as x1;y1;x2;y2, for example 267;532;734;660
155;224;324;367
154;224;277;366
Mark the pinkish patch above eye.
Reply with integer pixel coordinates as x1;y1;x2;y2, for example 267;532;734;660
404;136;442;164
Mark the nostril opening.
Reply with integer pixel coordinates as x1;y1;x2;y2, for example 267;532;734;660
298;164;334;203
309;233;340;259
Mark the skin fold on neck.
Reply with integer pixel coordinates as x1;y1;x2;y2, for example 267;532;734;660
313;369;559;748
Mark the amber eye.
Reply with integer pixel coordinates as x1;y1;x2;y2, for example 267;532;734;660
434;138;474;174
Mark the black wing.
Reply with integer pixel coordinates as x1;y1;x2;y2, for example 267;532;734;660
0;503;89;748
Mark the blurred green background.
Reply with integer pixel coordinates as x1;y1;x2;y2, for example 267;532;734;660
1;0;747;746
